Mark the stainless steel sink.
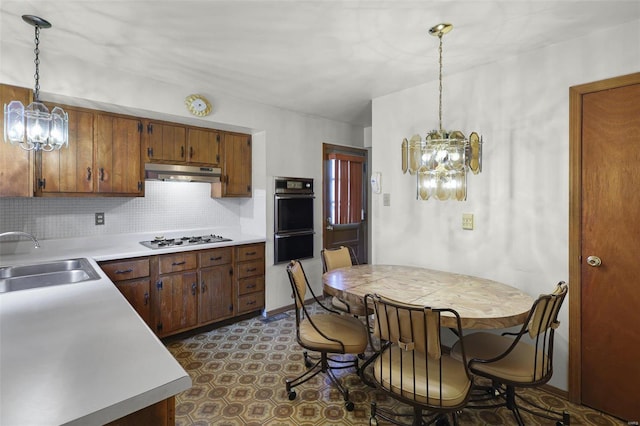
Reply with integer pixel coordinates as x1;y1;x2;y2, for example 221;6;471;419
0;258;101;293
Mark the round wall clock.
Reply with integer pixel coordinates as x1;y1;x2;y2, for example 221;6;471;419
185;94;212;117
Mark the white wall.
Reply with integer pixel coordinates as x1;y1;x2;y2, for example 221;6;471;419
1;45;365;314
370;20;640;391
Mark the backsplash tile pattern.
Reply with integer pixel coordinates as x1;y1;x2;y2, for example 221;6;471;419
0;181;241;240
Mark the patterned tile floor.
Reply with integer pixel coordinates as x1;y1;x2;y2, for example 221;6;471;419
165;304;627;425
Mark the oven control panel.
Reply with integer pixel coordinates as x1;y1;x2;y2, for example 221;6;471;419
274;177;313;194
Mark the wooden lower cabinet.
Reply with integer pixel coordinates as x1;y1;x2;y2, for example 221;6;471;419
235;243;265;314
100;243;265;339
99;257;152;328
198;247;234;324
156;271;199;335
105;396;175;426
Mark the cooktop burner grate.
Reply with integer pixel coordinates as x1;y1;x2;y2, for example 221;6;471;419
139;234;232;249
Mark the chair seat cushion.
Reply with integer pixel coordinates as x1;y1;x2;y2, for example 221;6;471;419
299;313;368;354
450;332;549;383
373;345;471;408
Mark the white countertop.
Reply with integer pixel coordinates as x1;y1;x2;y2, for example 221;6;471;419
0;228;265;425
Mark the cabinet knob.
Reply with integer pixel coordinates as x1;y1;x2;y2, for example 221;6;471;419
191;282;197;295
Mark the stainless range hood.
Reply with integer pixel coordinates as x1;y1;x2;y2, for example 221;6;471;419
144;163;221;183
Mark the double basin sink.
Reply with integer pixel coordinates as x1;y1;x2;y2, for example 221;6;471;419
0;258;101;293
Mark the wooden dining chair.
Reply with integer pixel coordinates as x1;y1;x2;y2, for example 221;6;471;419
321;245;369;316
364;293;473;425
450;281;570;426
285;260;368;411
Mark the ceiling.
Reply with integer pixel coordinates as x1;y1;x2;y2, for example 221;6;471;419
1;1;638;127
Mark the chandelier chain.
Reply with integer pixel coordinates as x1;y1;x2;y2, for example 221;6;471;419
33;25;41;101
438;33;443;133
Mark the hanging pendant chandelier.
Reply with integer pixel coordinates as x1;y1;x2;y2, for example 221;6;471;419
401;23;482;201
3;15;68;152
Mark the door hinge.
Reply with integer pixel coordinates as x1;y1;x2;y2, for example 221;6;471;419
147;147;153;157
216;154;220;163
147;123;153;134
247;185;251;192
156;280;163;290
229;267;233;276
138;181;143;191
216;134;220;142
247;138;251;146
38;178;46;189
137;121;143;133
229;304;233;312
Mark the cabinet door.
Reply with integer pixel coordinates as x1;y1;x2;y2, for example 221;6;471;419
155;272;198;335
39;106;94;194
114;279;152;328
95;113;143;195
221;133;252;197
0;84;33;197
145;121;186;162
199;265;234;324
186;128;219;165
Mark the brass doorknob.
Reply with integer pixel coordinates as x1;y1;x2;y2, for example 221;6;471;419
586;256;602;267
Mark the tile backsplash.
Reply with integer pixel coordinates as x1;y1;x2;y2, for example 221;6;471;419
0;181;242;240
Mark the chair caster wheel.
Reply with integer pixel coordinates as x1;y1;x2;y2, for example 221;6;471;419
288;390;296;401
345;401;354;411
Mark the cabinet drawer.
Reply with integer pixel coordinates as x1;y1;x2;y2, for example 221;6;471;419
238;276;265;296
236;244;264;262
100;258;149;281
199;247;232;268
237;292;264;314
159;252;197;274
236;260;264;279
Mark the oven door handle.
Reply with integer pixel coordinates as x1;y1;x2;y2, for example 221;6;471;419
275;230;315;238
274;194;315;199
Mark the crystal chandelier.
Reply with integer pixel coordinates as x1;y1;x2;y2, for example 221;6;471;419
401;23;482;201
3;15;68;151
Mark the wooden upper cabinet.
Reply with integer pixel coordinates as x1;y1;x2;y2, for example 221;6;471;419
145;121;186;163
186;128;220;166
220;132;252;197
0;84;33;197
95;113;144;195
38;105;94;195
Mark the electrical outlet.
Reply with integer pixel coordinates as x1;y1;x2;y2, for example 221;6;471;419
95;212;105;225
462;213;474;230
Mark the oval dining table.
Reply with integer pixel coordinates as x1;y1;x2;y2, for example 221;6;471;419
322;264;534;329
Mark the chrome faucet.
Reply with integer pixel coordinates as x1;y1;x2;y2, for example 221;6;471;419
0;231;40;248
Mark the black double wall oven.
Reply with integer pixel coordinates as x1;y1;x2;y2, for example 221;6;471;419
274;177;314;264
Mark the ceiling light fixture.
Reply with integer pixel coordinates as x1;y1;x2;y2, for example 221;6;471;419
401;23;482;201
3;15;68;151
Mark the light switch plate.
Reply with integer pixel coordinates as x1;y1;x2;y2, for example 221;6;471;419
462;213;474;230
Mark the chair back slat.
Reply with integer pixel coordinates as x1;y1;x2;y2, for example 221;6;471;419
287;260;307;310
528;282;567;338
321;246;356;272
